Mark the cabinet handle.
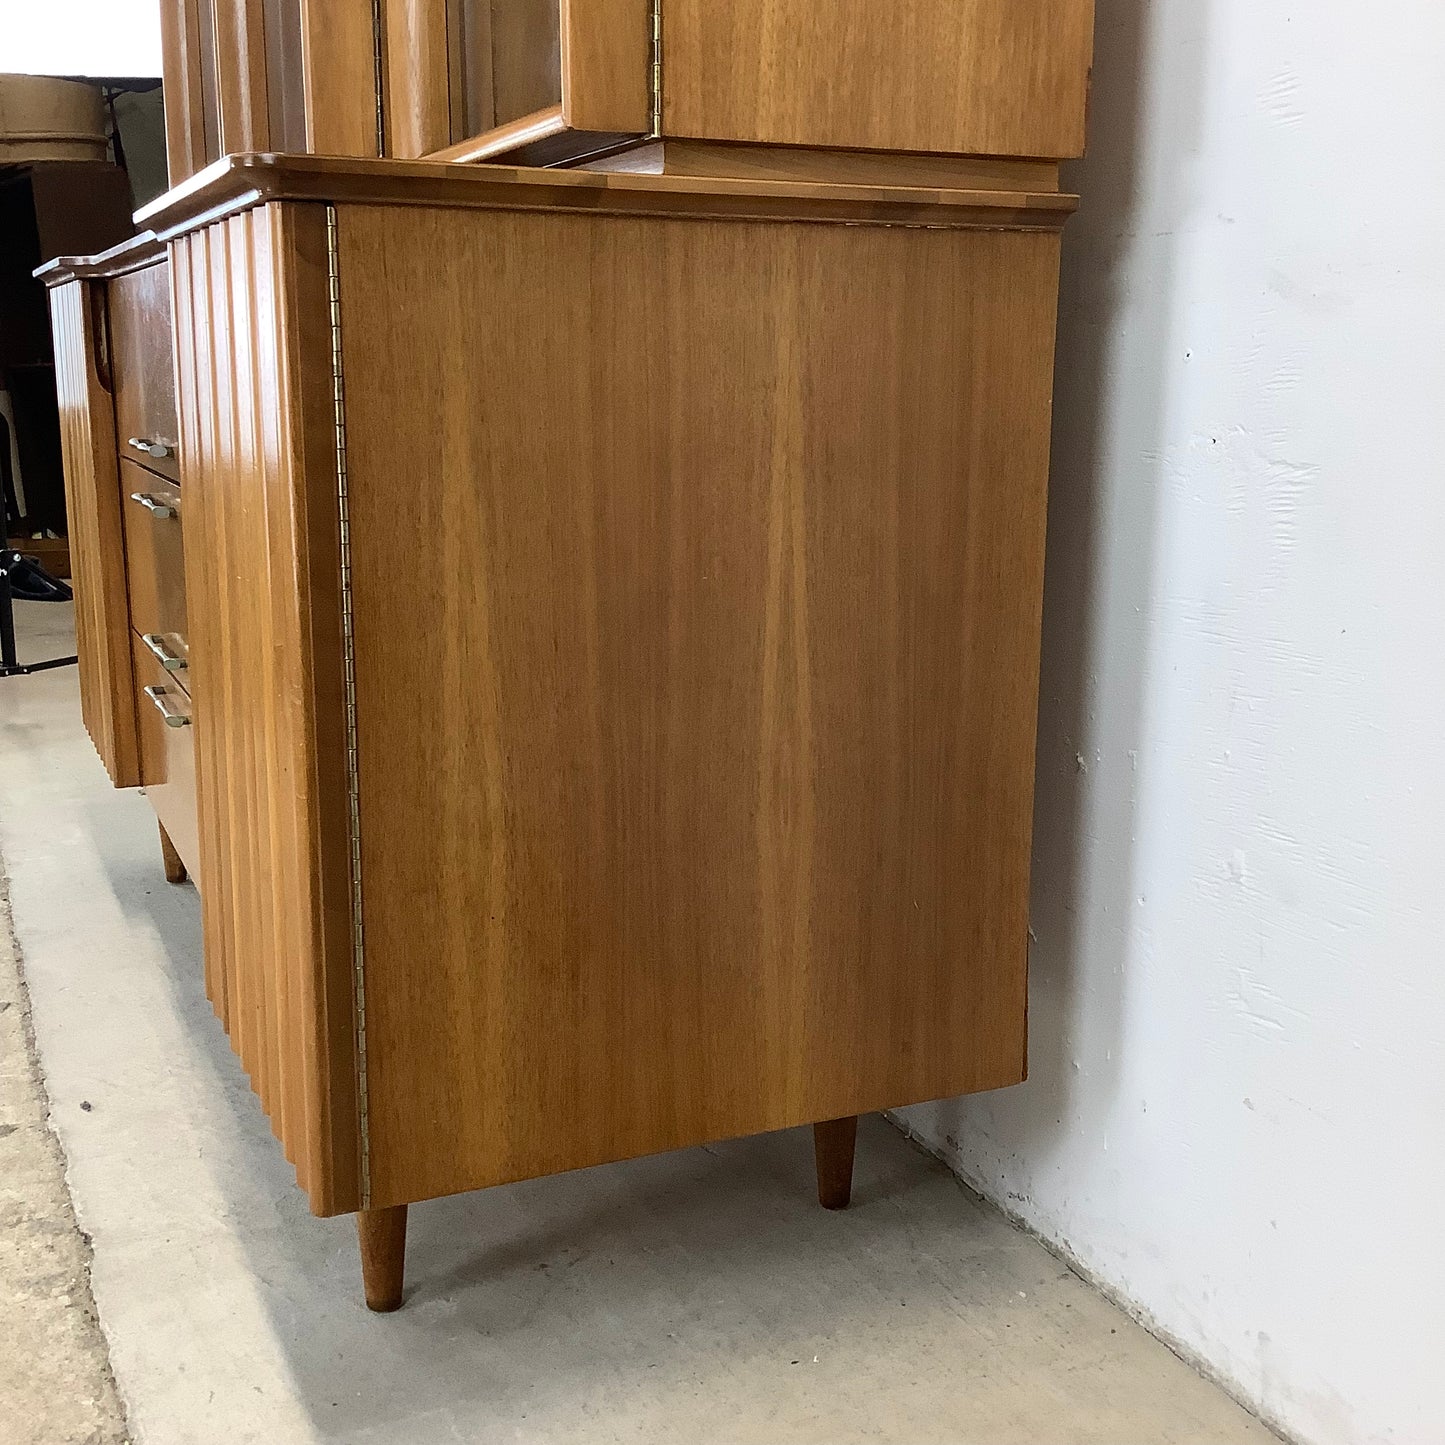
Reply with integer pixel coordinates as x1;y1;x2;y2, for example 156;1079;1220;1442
141;634;187;673
144;685;191;728
129;491;178;519
128;436;175;460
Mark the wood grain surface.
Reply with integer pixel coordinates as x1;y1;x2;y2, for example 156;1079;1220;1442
159;0;209;182
109;261;181;486
211;0;272;154
135;152;1075;244
814;1116;858;1210
132;633;201;881
581;140;1060;194
48;279;140;788
385;0;453;157
150;0;1095;181
357;1205;408;1311
159;818;189;884
298;0;380;156
171;204;362;1215
560;0;650;135
35;232;168;287
334;202;1060;1207
489;0;563;125
663;0;1096;159
425;103;567;163
118;458;187;657
383;0;648;161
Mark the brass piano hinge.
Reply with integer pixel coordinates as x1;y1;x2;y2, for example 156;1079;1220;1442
372;0;387;155
326;204;373;1210
650;0;662;137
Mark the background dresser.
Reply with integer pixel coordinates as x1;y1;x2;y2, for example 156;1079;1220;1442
45;235;196;884
45;0;1095;1312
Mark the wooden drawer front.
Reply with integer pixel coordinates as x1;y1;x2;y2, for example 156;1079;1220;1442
120;457;188;685
132;634;200;880
110;260;180;484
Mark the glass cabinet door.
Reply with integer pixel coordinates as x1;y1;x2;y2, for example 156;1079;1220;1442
386;0;650;164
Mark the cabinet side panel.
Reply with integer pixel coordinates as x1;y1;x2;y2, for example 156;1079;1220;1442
337;204;1060;1208
663;0;1096;160
48;280;139;788
172;205;362;1215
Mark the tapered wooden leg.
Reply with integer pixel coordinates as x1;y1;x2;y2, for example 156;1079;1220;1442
158;821;186;884
813;1116;858;1210
357;1205;408;1312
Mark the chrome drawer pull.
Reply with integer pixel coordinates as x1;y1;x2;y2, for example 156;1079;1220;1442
129;491;178;519
141;634;187;673
128;436;174;460
144;685;191;728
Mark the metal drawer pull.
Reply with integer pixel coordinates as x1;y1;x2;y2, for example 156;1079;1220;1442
128;436;174;460
142;634;187;673
144;685;191;728
129;491;178;519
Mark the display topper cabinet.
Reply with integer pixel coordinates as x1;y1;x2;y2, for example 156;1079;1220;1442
160;0;1095;174
47;0;1095;1313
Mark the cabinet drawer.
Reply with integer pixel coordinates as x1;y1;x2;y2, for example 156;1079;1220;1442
110;260;180;485
120;457;188;687
132;634;200;880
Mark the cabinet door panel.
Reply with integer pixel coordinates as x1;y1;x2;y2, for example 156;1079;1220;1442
560;0;650;133
49;279;140;787
663;0;1096;160
335;205;1057;1208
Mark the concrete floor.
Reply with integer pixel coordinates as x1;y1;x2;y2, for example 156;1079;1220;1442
0;868;127;1445
0;600;1281;1445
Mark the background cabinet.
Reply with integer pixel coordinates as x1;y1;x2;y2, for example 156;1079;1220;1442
45;238;198;879
49;274;138;786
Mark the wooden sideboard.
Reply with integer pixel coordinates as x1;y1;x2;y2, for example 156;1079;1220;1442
44;0;1096;1313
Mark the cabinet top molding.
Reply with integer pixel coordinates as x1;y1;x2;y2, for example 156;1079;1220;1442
129;152;1077;244
35;231;167;288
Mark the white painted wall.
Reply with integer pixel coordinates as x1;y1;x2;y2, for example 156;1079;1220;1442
5;2;162;78
900;3;1445;1443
